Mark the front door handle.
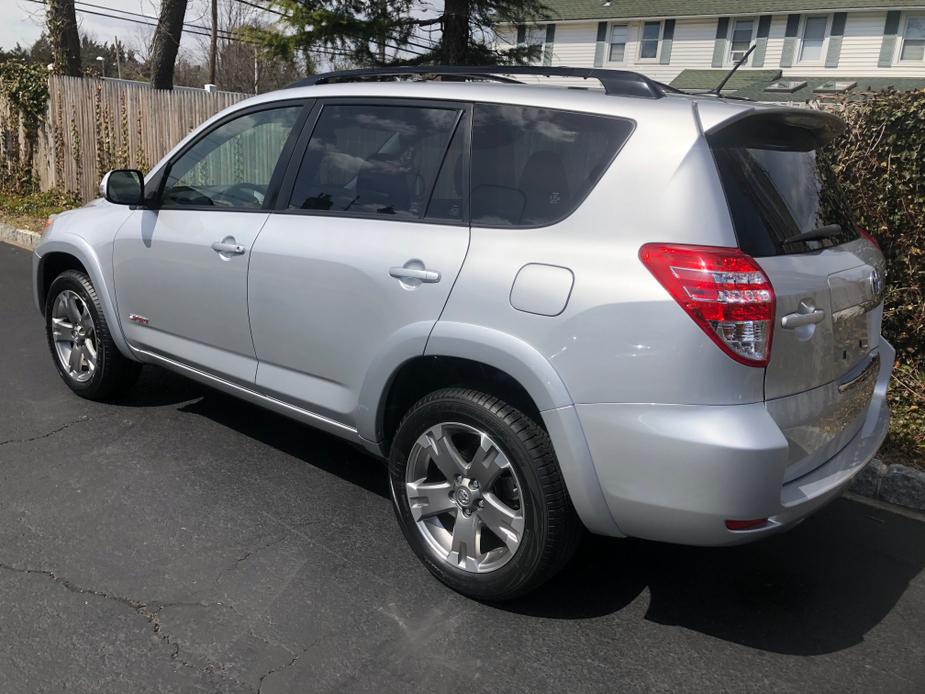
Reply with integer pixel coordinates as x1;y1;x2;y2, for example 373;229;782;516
211;239;246;256
389;267;441;283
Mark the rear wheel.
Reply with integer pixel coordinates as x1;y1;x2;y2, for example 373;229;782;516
389;388;582;600
45;270;140;400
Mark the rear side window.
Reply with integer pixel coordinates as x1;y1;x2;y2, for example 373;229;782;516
470;105;633;227
712;145;859;257
287;104;461;218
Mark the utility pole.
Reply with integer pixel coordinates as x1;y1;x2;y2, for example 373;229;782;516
114;37;122;79
209;0;218;85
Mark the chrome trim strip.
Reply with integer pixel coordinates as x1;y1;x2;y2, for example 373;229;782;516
838;353;880;394
131;347;359;435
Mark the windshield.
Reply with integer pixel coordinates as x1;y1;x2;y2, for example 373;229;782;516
712;145;859;257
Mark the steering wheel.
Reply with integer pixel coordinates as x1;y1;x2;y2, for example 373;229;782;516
216;182;265;207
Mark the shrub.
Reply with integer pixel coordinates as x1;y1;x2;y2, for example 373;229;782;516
818;89;925;466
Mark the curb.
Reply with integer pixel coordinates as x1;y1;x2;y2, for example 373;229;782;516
0;221;41;250
851;458;925;512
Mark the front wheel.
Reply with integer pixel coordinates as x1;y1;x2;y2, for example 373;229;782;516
45;270;141;400
389;388;582;601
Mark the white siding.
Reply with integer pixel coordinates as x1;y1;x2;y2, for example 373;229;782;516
496;9;925;84
548;22;597;66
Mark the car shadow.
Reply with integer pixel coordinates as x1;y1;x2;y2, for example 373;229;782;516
138;368;924;658
504;504;925;656
107;365;207;408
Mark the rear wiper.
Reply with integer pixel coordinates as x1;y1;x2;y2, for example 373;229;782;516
781;224;843;245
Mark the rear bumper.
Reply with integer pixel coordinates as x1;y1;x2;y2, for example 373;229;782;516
574;339;894;546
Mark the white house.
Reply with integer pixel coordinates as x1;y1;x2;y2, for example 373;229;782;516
496;1;925;99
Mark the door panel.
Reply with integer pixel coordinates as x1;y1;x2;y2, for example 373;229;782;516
247;99;470;430
113;103;305;384
113;209;268;383
248;216;468;426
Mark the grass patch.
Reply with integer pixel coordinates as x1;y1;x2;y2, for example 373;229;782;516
0;189;81;233
881;365;925;470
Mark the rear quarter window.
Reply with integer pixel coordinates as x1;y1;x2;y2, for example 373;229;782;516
470;104;633;227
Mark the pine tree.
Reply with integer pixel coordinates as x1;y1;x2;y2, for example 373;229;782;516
245;0;546;68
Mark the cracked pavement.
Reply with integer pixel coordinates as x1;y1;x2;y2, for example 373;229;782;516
1;242;924;693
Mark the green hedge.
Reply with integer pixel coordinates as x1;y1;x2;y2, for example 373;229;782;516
819;90;925;467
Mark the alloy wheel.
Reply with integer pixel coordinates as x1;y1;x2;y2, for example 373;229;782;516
404;422;525;573
50;289;98;383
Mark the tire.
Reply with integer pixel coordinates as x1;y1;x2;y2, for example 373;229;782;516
45;270;141;400
389;388;582;601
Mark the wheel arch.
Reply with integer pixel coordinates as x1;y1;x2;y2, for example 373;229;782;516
35;237;134;360
368;322;624;537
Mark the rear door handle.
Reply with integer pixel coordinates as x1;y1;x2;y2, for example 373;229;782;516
781;309;825;329
781;299;826;329
389;267;441;283
211;240;246;256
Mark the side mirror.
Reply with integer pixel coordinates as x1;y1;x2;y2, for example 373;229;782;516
101;169;144;205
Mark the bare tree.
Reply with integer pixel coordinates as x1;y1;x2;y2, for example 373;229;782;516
208;0;218;84
47;0;82;76
150;0;189;89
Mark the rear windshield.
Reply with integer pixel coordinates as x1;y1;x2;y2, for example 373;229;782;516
712;145;859;257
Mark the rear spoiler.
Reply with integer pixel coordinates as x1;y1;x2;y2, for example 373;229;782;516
705;107;845;151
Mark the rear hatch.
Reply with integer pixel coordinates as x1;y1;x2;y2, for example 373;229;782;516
708;109;886;481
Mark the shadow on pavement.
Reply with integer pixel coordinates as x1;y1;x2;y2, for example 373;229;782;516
140;366;925;659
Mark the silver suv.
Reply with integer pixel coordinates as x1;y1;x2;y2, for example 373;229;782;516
34;67;893;600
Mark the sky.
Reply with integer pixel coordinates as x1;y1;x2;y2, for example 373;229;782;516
0;1;445;63
0;1;239;55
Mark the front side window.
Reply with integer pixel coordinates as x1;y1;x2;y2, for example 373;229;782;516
287;104;461;218
730;18;754;63
799;16;828;62
639;21;661;59
470;104;634;227
609;25;628;62
161;106;301;208
901;15;925;61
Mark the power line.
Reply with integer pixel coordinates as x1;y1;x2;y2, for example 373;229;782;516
22;0;431;62
74;1;224;36
22;0;399;62
22;0;247;42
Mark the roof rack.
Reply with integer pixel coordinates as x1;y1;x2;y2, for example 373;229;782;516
287;65;667;99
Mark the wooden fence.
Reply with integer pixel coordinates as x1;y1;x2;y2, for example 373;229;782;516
2;76;248;202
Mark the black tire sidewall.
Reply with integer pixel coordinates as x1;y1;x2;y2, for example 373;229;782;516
45;271;113;398
389;391;556;601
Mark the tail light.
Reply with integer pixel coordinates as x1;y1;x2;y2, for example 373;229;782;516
725;518;769;531
639;244;775;367
857;226;881;251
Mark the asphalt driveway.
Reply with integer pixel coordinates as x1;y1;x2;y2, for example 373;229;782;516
1;241;923;693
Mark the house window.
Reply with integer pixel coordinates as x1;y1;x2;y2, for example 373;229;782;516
639;21;661;59
901;15;925;61
799;15;828;62
730;18;755;63
609;25;628;62
523;25;546;64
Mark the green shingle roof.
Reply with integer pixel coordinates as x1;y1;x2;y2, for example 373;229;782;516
670;69;782;90
738;76;925;101
536;1;925;21
669;69;925;100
